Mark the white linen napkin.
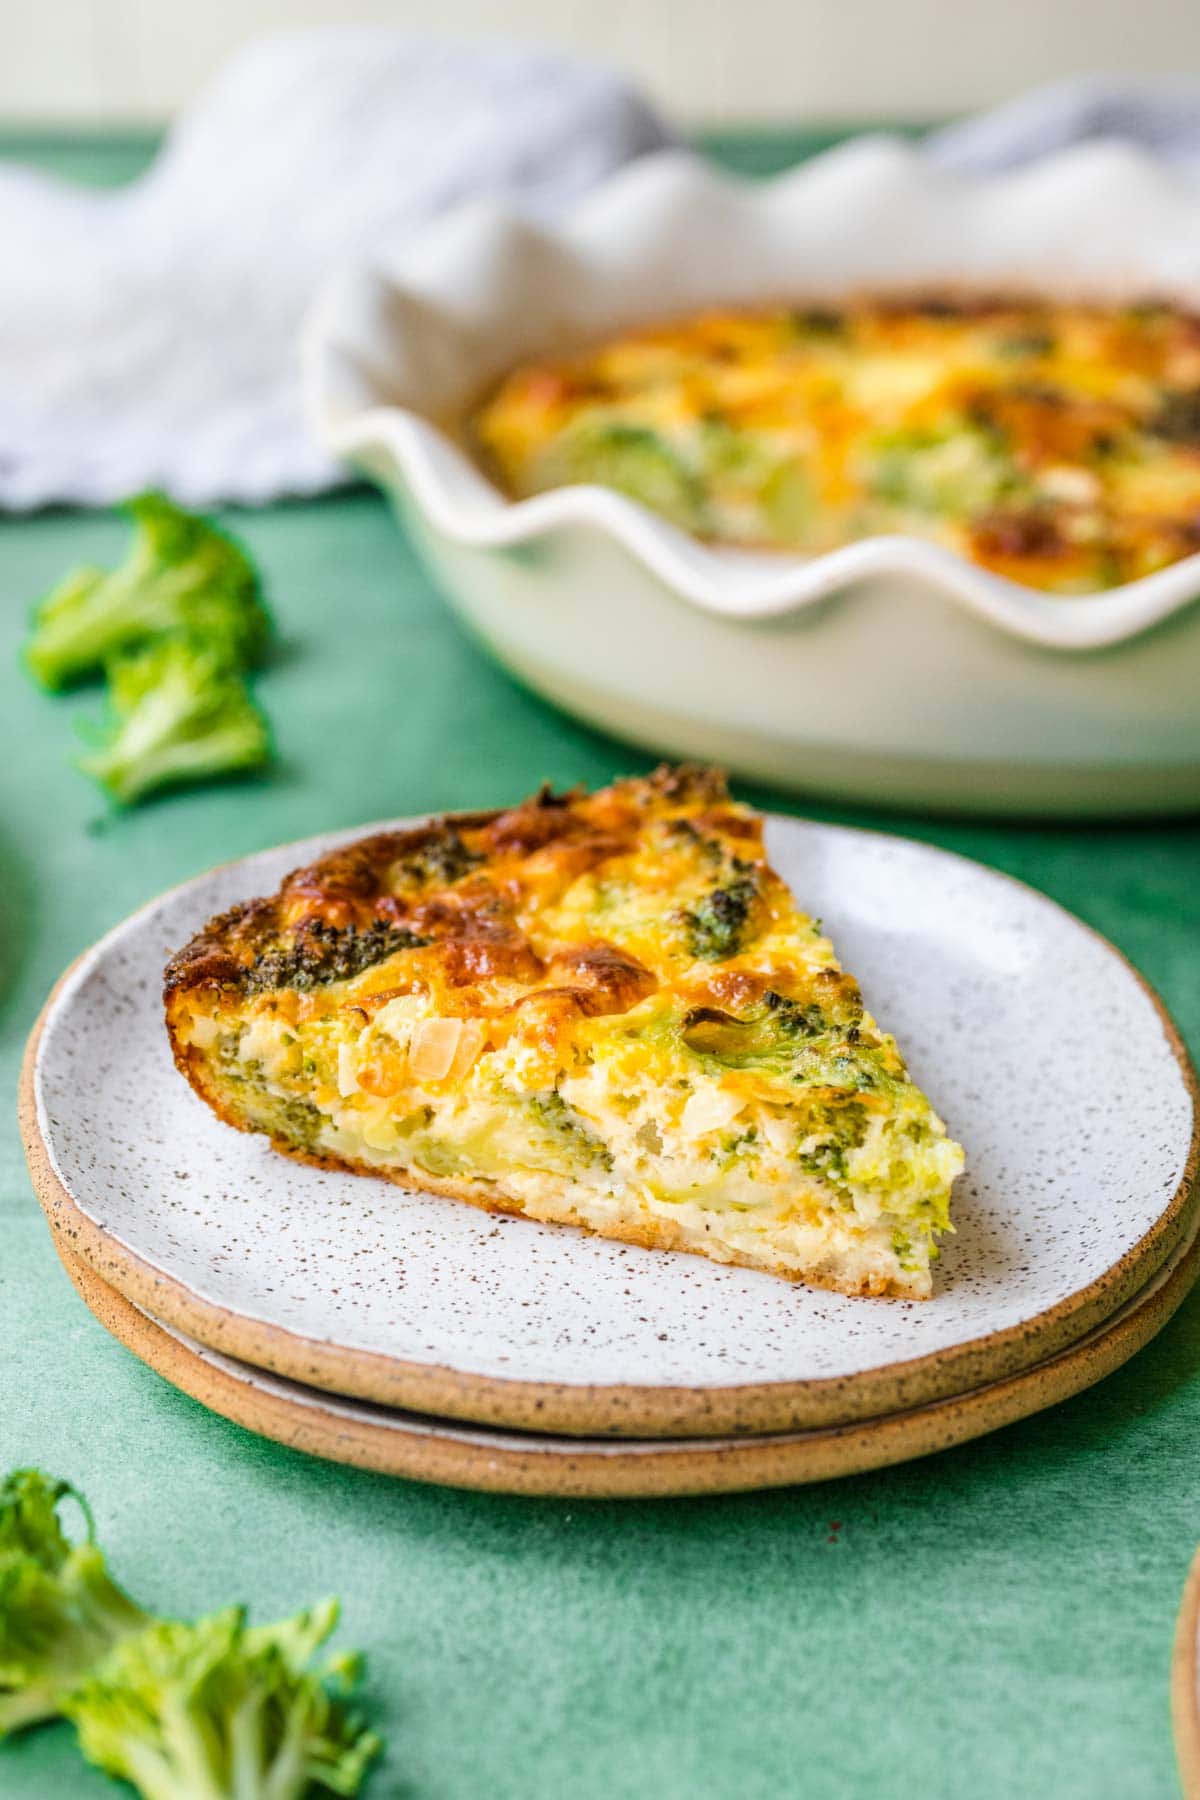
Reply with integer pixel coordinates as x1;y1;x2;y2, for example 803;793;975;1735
0;30;673;510
928;74;1200;170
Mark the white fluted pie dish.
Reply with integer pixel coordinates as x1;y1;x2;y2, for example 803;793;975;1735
305;140;1200;815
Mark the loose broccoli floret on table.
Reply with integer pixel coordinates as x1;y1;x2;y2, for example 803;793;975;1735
26;492;270;690
79;637;272;805
67;1601;381;1800
0;1470;382;1797
0;1470;150;1737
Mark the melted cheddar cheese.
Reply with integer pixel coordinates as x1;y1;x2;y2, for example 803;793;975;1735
472;297;1200;592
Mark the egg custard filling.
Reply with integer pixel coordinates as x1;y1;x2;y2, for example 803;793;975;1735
165;767;963;1298
472;295;1200;593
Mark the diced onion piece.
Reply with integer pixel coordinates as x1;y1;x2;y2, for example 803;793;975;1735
409;1016;464;1082
449;1018;487;1080
681;1085;746;1139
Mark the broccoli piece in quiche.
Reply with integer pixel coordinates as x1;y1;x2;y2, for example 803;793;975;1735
539;420;709;534
680;869;760;961
864;422;1016;521
0;1470;150;1737
398;825;483;888
26;493;270;690
681;991;830;1070
680;986;891;1100
78;637;271;806
697;416;814;545
244;919;430;994
66;1601;380;1800
528;1091;614;1171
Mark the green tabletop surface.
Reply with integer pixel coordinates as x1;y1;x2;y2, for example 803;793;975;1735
2;127;1198;1800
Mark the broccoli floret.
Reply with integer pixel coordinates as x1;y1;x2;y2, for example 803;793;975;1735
681;984;870;1080
244;919;429;995
528;1092;613;1171
0;1472;381;1798
398;826;482;888
798;1102;871;1193
891;1227;925;1273
865;422;1017;520
0;1471;150;1737
681;995;823;1070
78;638;271;806
761;989;831;1038
66;1601;380;1800
26;493;270;690
680;869;760;961
797;1138;850;1186
542;420;709;534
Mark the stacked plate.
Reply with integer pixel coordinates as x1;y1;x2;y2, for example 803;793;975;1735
20;816;1200;1499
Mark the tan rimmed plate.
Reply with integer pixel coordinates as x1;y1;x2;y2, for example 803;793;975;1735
20;814;1199;1438
1175;1546;1200;1796
50;1205;1200;1498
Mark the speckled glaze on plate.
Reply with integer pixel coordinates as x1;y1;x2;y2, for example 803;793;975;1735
1174;1546;1200;1796
50;1213;1200;1497
21;814;1199;1439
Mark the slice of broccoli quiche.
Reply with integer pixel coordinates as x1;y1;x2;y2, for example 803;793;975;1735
164;767;963;1298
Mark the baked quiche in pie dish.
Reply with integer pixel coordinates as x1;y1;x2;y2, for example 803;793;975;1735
165;767;964;1299
473;296;1200;593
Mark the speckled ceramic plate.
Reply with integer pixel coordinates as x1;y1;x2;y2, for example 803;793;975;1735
1174;1547;1200;1796
50;1213;1200;1497
21;814;1199;1438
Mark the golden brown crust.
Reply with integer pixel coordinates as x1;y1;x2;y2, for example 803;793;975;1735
163;765;745;1133
163;764;730;1003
